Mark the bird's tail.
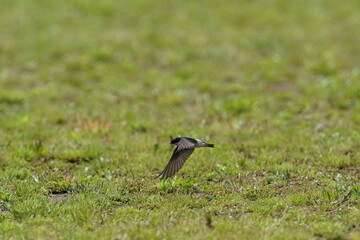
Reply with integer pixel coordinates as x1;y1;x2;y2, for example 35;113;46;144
206;143;215;148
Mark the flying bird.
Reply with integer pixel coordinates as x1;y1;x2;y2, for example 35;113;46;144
156;137;214;179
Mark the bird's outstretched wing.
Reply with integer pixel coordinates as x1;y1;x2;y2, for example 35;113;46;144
156;147;195;179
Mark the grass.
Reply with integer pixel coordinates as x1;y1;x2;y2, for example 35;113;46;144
0;0;360;239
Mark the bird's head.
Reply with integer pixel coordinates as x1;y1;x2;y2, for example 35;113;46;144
170;137;181;145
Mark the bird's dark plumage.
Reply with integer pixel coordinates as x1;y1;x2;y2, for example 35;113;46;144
156;137;214;179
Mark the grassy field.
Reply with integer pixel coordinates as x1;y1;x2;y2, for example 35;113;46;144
1;0;360;239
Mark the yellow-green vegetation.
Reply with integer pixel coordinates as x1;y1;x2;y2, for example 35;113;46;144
1;0;359;239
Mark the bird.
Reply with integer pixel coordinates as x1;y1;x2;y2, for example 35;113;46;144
156;137;214;179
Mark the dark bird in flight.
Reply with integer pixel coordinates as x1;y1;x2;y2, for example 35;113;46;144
156;137;214;179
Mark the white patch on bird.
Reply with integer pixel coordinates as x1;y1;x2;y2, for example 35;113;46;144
195;139;207;147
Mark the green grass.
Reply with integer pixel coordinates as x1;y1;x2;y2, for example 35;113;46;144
1;0;360;239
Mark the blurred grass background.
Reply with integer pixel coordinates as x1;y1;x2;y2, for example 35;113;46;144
0;0;359;239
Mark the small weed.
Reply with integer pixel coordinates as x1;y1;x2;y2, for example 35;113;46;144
156;177;198;193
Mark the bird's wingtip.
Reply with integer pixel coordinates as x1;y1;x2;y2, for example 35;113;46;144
155;172;167;180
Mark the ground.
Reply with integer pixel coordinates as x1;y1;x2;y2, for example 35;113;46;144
0;0;359;239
